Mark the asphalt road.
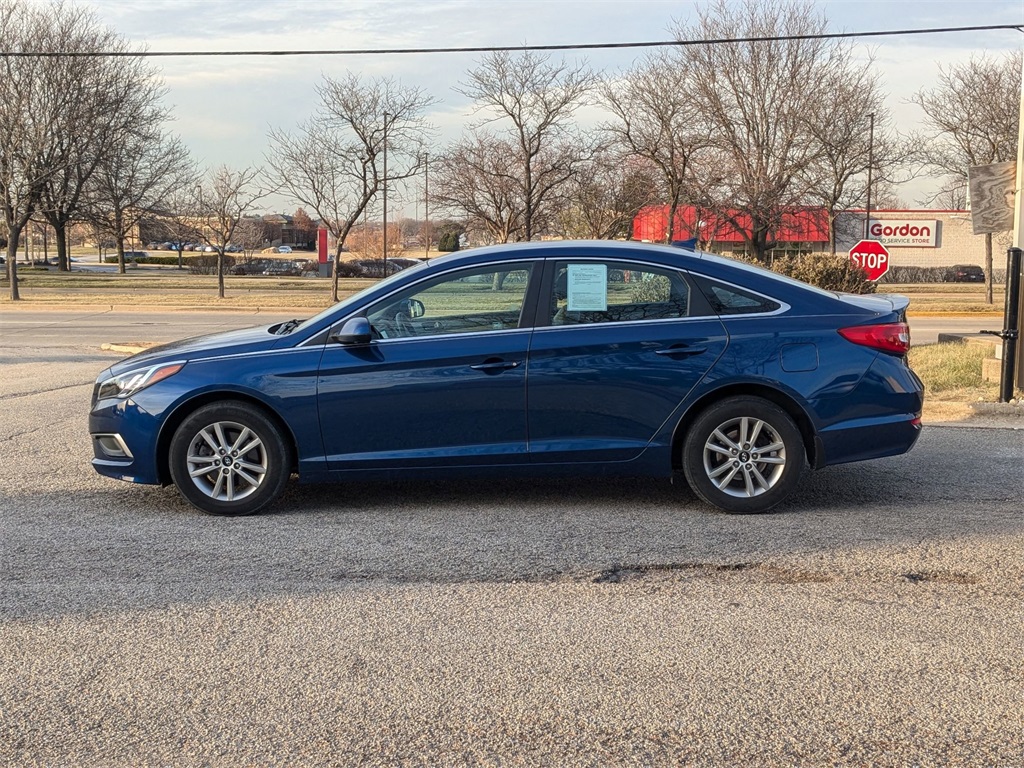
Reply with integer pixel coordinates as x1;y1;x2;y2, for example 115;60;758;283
1;311;1022;765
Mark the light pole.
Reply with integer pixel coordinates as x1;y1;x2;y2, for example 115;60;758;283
382;111;390;275
864;112;875;239
423;152;430;259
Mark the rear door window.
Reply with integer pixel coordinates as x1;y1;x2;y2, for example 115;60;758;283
546;261;692;326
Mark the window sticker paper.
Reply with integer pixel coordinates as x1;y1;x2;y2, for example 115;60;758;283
567;263;608;311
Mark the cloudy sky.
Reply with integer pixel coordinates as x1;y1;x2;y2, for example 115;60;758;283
76;0;1023;213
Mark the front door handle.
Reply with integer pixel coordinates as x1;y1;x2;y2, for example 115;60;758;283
470;358;521;373
655;345;708;357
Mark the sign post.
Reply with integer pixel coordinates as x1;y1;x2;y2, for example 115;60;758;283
849;239;890;282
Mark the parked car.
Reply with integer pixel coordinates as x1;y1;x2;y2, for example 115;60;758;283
340;258;405;277
89;240;923;517
944;264;985;283
388;257;426;270
276;246;293;254
262;260;302;276
231;259;272;276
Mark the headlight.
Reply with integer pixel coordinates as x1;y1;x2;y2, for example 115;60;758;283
97;361;185;400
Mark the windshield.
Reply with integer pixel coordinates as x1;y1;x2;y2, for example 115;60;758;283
289;261;429;334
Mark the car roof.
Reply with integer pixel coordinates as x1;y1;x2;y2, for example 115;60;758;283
398;240;850;311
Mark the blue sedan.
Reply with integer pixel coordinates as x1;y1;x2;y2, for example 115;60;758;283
90;241;923;515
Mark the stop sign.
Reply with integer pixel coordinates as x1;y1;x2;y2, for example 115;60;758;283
849;239;890;281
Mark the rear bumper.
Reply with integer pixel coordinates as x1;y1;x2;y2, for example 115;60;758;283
812;354;924;467
817;412;922;466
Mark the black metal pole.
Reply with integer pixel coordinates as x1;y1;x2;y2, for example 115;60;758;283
864;112;874;240
1000;248;1022;402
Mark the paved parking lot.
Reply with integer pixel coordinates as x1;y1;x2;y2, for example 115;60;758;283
1;310;1022;765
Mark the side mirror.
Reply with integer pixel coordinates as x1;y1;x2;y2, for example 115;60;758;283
329;316;372;345
406;299;425;319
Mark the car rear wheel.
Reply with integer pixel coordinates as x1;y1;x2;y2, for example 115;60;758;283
169;402;290;516
682;396;804;514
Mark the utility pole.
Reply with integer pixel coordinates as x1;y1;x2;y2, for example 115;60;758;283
424;152;430;259
382;111;390;275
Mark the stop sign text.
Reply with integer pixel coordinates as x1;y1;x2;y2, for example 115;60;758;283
849;239;890;281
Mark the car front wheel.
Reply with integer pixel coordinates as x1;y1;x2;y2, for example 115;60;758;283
168;401;291;516
682;396;805;514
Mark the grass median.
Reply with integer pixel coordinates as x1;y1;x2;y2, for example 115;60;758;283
0;268;372;310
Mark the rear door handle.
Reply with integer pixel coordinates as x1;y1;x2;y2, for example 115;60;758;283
656;345;708;357
470;359;521;372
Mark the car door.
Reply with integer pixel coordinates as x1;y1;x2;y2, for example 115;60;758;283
317;261;537;471
526;258;728;464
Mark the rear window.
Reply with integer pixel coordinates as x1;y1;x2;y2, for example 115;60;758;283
693;276;781;316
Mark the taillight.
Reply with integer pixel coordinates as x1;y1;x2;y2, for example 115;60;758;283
838;322;910;354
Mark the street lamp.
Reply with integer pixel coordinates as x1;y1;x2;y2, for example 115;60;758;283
423;151;430;259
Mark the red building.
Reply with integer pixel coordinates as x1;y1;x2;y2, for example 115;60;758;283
633;205;831;255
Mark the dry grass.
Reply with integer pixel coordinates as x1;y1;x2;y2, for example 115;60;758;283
879;283;1004;314
907;341;1019;422
908;342;995;394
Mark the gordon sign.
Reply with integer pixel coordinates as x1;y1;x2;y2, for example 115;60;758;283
867;219;938;247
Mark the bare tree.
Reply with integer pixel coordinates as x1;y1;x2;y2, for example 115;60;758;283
456;50;597;241
912;50;1022;302
232;216;269;262
1;0;173;299
291;208;316;248
554;152;658;240
37;17;163;273
600;51;714;243
192;166;268;298
803;63;916;253
674;0;853;262
151;190;203;269
89;128;195;273
431;135;525;244
0;1;64;298
267;73;434;302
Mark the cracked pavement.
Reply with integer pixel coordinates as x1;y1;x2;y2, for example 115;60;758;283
1;308;1022;766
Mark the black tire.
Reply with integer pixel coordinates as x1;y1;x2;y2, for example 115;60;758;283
168;401;291;516
682;396;805;514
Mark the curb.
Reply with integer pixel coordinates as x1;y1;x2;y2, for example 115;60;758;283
101;342;160;355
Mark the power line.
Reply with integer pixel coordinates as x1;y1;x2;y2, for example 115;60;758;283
1;24;1021;58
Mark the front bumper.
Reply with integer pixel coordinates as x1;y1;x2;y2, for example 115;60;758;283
89;397;164;485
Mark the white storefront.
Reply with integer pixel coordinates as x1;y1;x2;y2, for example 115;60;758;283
835;210;1013;268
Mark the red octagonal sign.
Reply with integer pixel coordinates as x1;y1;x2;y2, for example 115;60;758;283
849;239;890;281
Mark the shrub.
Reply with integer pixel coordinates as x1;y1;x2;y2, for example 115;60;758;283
188;253;236;275
879;266;949;284
631;274;671;303
438;232;460;252
770;254;877;294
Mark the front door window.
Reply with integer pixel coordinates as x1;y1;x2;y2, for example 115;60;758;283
367;264;533;339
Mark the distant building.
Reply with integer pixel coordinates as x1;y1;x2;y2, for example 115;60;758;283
633;205;1012;268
